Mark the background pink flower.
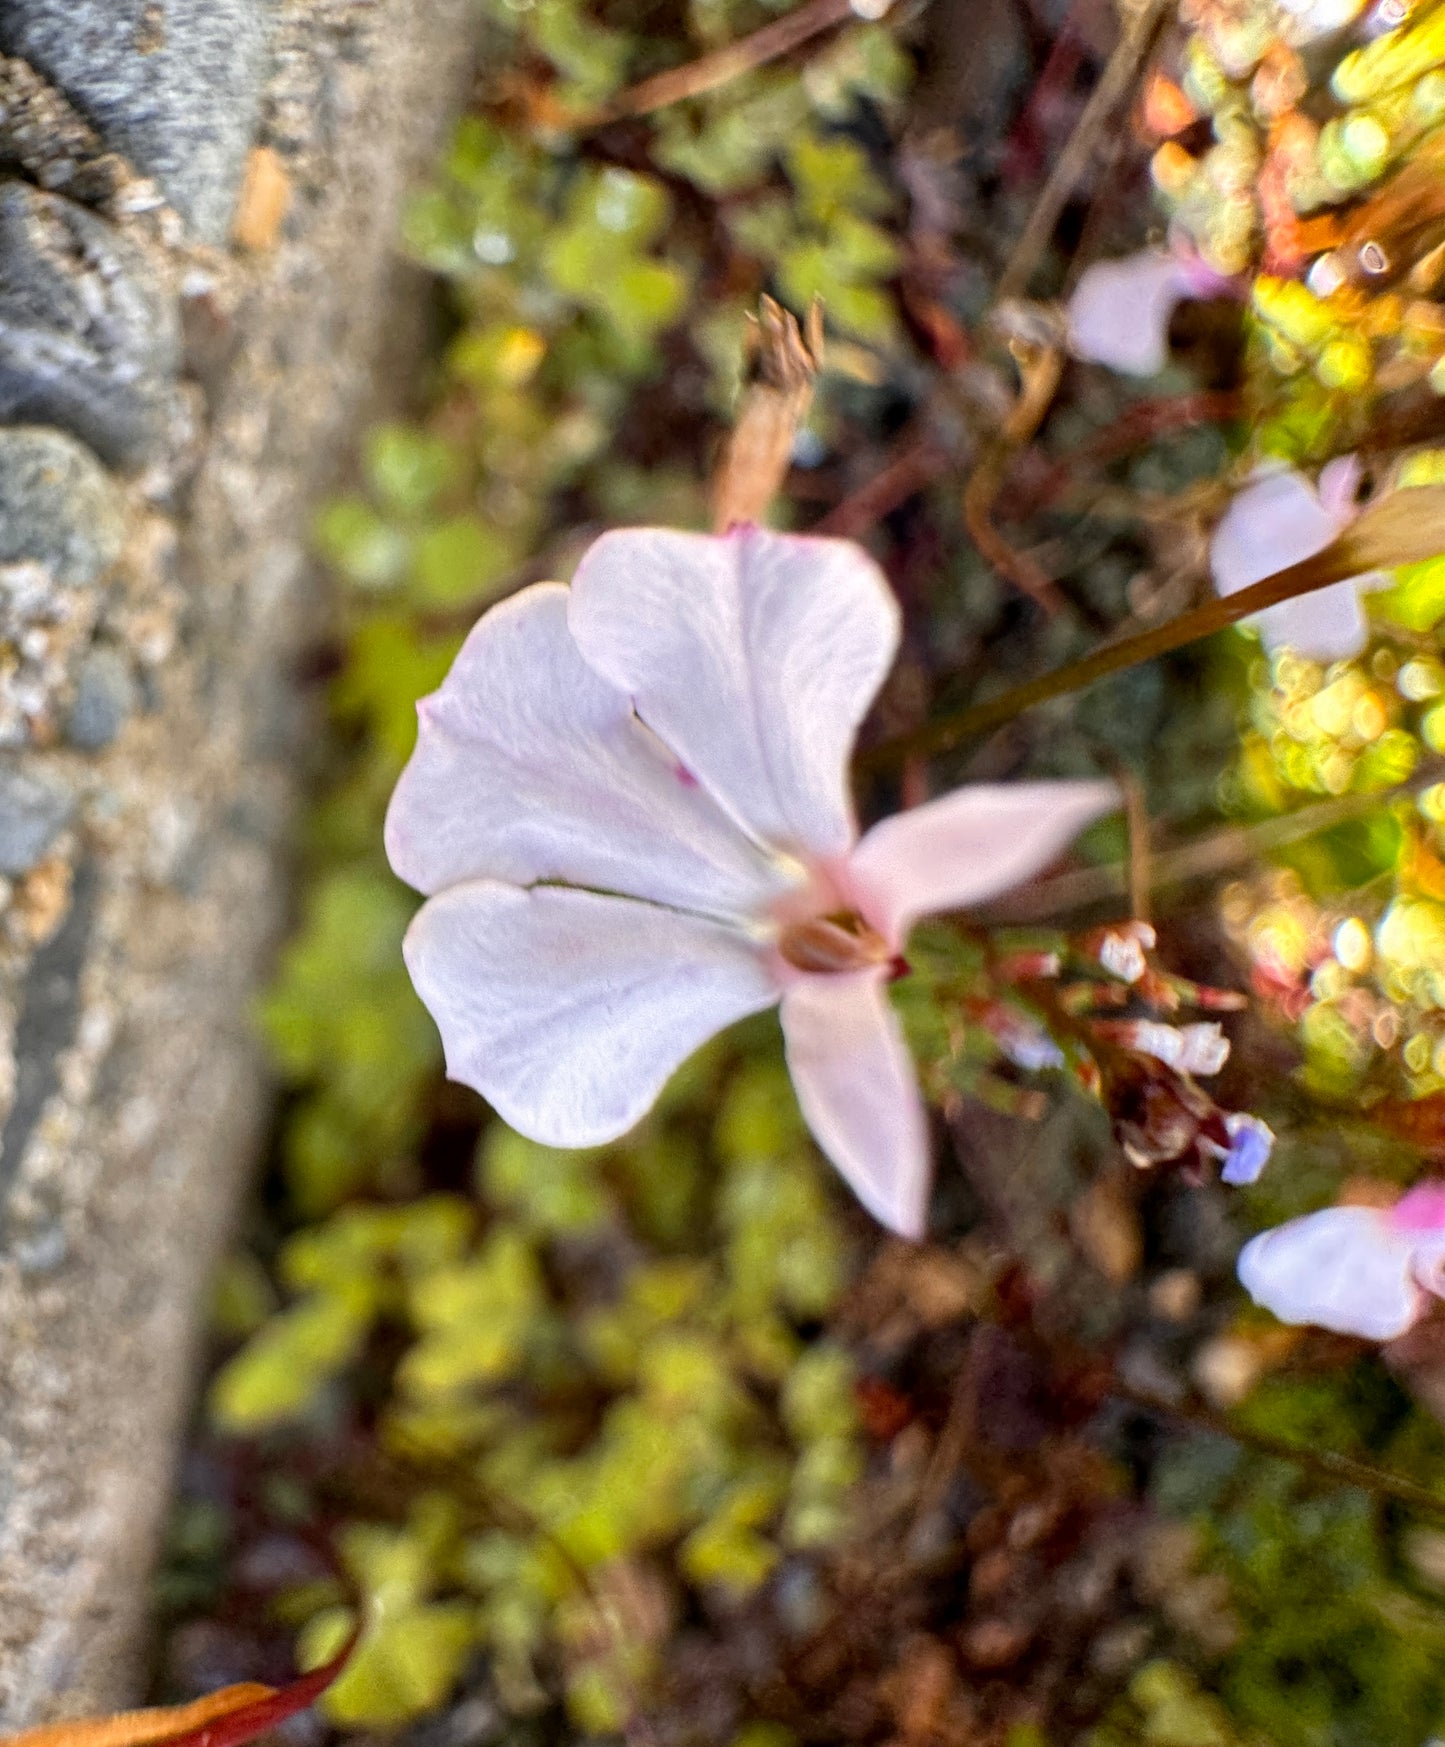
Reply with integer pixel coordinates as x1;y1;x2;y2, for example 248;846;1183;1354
1238;1184;1445;1339
1210;458;1389;661
1066;248;1238;377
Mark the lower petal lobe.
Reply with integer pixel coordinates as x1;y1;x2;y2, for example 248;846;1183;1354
779;966;930;1238
405;881;780;1145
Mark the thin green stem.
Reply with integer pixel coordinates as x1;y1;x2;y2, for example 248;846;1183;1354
985;756;1445;920
863;483;1445;770
1116;1379;1445;1524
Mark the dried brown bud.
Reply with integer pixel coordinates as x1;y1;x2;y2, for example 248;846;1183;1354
711;297;823;531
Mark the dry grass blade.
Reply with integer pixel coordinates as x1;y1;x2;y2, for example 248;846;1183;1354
995;0;1174;303
961;334;1067;613
1331;481;1445;572
985;757;1445;921
583;0;893;124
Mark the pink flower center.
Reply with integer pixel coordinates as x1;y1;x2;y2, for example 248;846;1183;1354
777;911;893;974
768;854;907;977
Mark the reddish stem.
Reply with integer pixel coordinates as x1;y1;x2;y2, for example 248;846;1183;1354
816;435;950;537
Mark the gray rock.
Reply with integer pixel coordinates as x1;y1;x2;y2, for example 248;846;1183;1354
10;1218;67;1276
0;0;267;242
66;647;136;749
0;765;73;876
0;860;92;1206
0;180;180;469
0;428;125;587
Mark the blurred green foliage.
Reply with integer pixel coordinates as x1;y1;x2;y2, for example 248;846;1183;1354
1091;1660;1248;1747
1224;621;1445;1105
214;1054;861;1728
1143;1370;1445;1747
203;0;1445;1741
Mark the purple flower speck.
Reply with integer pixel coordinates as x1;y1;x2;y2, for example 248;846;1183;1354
1220;1113;1274;1186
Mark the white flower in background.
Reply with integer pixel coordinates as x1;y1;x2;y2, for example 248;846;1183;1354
1238;1183;1445;1340
1066;247;1237;377
1210;456;1389;661
386;525;1117;1238
1124;1019;1231;1076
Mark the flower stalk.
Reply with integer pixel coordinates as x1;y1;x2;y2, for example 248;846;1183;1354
865;481;1445;768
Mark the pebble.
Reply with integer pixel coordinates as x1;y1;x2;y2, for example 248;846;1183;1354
0;766;74;876
0;428;124;587
66;647;136;750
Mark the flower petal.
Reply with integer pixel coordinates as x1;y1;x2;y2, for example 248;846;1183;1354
1254;585;1371;662
405;881;779;1145
1210;466;1374;660
779;966;930;1238
1066;251;1194;376
385;583;792;918
1212;467;1345;592
1316;453;1365;521
847;780;1118;945
568;525;900;860
1236;1206;1426;1340
1391;1181;1445;1230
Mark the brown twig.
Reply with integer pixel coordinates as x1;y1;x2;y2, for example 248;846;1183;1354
1000;389;1244;519
863;482;1445;768
994;0;1174;303
1115;1378;1445;1526
907;1339;980;1541
713;298;824;530
595;0;892;123
816;430;952;537
962;334;1068;614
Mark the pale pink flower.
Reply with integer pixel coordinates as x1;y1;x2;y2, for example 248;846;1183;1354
1237;1183;1445;1340
385;525;1117;1238
1210;457;1389;661
1066;248;1237;377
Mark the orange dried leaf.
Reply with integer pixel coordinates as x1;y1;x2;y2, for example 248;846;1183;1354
3;1628;357;1747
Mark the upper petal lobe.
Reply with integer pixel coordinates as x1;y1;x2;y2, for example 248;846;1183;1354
385;582;791;918
404;881;781;1146
568;525;901;861
848;779;1119;944
779;966;931;1238
1066;250;1195;377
